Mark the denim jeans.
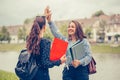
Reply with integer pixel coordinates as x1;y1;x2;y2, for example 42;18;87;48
63;65;89;80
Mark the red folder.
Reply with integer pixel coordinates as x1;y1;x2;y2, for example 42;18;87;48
50;38;68;61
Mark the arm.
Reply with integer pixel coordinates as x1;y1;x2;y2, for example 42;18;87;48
44;6;67;41
48;21;66;40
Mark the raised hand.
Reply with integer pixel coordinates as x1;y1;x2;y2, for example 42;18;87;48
44;6;52;22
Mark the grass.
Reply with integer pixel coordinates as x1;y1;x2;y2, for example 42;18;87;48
0;70;18;80
91;43;120;54
0;43;25;52
0;43;120;54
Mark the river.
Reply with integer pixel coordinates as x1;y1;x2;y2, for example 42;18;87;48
0;52;120;80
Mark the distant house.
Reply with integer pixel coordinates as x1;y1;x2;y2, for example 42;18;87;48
92;14;120;43
106;14;120;42
10;35;18;43
7;25;22;43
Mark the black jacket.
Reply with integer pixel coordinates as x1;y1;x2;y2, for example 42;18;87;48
32;38;61;80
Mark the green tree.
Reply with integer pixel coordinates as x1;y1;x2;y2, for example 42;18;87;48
0;33;3;42
114;34;120;42
92;10;105;17
85;27;92;39
44;27;53;40
59;24;67;37
0;26;10;43
18;26;27;41
24;18;33;24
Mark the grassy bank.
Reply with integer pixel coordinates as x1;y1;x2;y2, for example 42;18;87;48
0;70;18;80
91;43;120;54
0;43;25;52
0;43;120;54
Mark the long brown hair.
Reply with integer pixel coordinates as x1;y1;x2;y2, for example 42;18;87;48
68;20;86;41
26;16;46;54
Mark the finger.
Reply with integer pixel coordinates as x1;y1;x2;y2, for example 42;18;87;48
46;6;50;10
46;6;50;13
46;12;52;17
62;54;66;57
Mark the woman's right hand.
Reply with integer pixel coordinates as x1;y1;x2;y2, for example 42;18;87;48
60;55;66;64
44;6;52;22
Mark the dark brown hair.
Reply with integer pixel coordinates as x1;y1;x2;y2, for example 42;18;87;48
26;16;46;54
68;20;86;41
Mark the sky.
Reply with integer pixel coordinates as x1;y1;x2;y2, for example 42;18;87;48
0;0;120;26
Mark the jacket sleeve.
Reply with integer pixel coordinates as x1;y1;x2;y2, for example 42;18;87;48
79;39;92;66
40;41;61;68
48;21;67;41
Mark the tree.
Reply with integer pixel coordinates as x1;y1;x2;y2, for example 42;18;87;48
0;33;2;42
85;27;92;39
18;26;27;41
59;24;67;37
92;10;105;17
44;27;53;40
0;26;10;43
24;18;33;24
114;34;120;42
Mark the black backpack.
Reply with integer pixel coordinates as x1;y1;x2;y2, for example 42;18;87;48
15;49;39;80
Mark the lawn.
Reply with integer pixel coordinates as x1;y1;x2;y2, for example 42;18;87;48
0;43;120;54
0;70;18;80
91;43;120;54
0;43;25;52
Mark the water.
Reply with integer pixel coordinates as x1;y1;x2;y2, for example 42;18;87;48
0;52;19;72
0;52;120;80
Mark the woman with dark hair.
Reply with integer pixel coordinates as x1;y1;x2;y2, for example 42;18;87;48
44;7;92;80
26;16;66;80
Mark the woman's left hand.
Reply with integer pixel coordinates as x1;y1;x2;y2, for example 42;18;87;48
72;60;81;68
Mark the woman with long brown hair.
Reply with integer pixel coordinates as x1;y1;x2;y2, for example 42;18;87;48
26;16;66;80
45;7;92;80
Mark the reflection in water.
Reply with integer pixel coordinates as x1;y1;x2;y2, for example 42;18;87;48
0;52;120;80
